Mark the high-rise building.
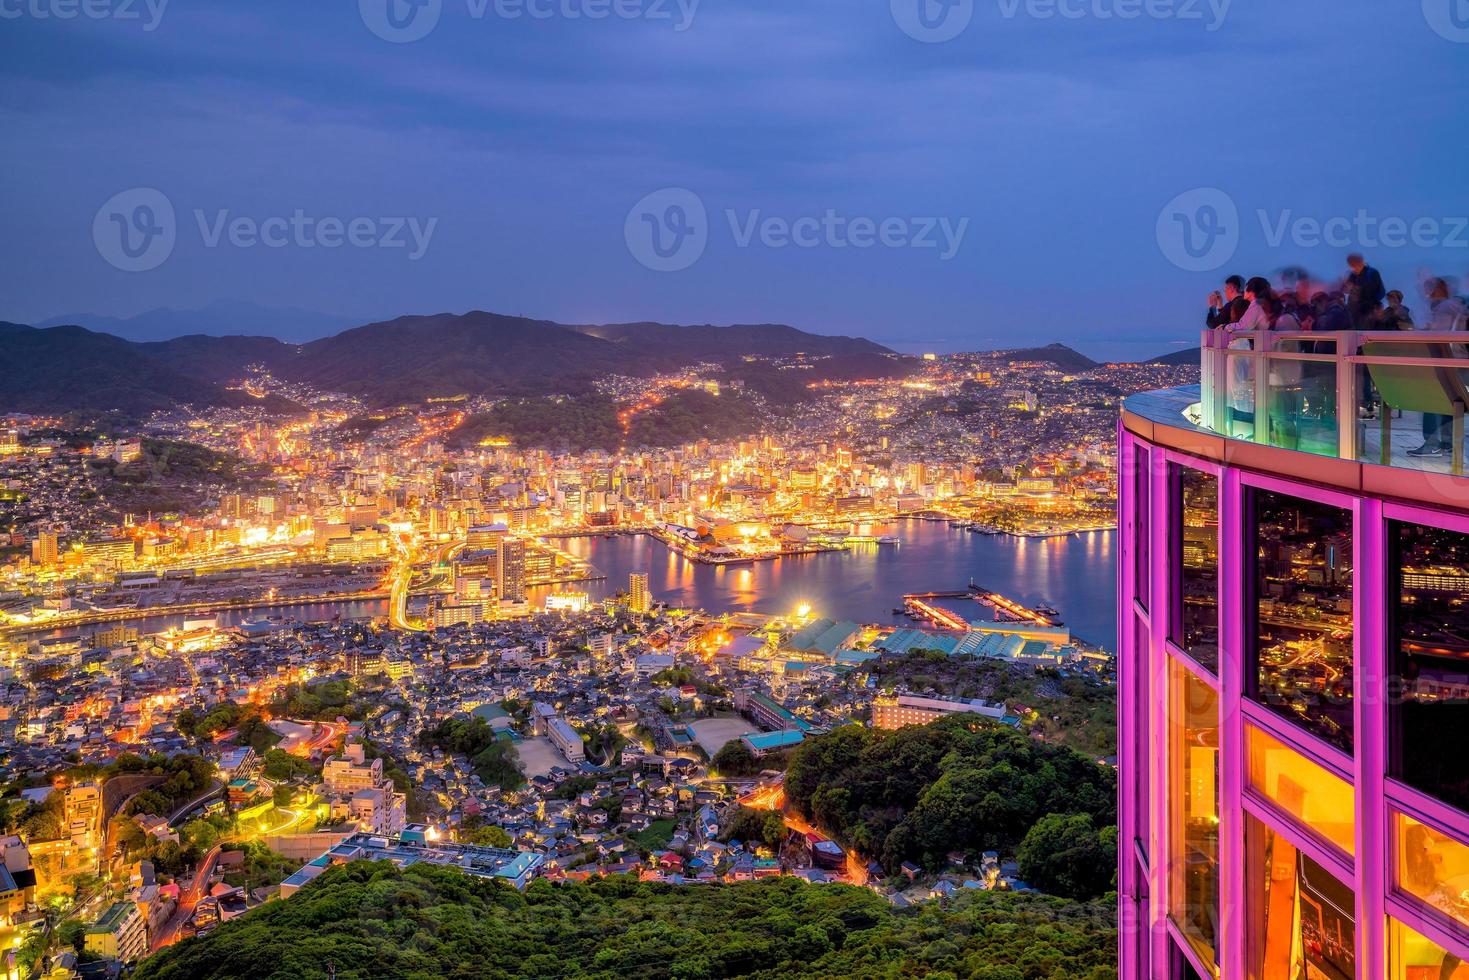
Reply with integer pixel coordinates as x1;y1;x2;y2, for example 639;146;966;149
1118;337;1469;979
628;572;651;614
64;782;101;846
30;529;58;566
496;537;526;602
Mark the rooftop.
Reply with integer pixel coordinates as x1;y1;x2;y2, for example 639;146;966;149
742;729;806;751
281;833;545;894
87;901;135;934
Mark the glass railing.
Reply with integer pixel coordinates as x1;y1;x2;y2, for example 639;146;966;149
1198;329;1469;474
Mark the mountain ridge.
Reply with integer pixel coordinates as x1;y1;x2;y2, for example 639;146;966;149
0;312;895;416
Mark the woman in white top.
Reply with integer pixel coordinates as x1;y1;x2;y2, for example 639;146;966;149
1228;277;1276;426
1232;277;1275;333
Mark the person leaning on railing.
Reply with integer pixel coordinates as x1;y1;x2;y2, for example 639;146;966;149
1222;278;1277;425
1407;278;1469;458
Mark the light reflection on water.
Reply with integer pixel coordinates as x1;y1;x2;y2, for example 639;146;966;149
537;519;1117;648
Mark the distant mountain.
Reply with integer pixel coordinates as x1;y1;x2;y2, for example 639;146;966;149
290;312;894;404
1146;347;1200;366
0;322;236;416
37;300;358;344
571;321;887;359
0;311;897;415
992;343;1098;373
290;312;649;404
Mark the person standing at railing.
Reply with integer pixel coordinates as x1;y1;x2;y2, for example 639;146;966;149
1407;279;1469;458
1346;254;1386;328
1425;277;1468;348
1224;278;1276;426
1234;277;1273;332
1305;292;1351;333
1380;291;1415;330
1206;275;1250;329
1264;295;1301;332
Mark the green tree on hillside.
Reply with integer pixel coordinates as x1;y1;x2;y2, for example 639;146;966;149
1018;813;1118;900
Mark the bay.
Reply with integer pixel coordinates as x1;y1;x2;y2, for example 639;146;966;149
538;519;1118;650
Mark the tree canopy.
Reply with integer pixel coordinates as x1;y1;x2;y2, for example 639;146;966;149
135;862;1116;980
783;716;1115;877
420;716;525;791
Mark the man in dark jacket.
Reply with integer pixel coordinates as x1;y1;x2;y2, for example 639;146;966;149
1310;292;1352;333
1206;275;1250;329
1346;254;1386;327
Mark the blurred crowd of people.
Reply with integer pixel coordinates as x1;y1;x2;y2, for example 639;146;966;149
1205;255;1468;335
1208;256;1469;458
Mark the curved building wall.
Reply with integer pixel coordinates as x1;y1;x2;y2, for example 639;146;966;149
1119;405;1469;980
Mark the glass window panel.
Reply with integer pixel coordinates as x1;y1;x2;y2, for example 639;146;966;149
1175;945;1209;980
1389;521;1469;812
1246;813;1357;980
1246;725;1355;856
1170;661;1219;971
1249;489;1354;752
1172;467;1218;673
1396;812;1469;932
1390;918;1469;980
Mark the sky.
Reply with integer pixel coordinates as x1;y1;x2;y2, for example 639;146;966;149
2;0;1468;361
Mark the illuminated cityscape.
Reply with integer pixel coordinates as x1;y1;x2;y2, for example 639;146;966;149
3;0;1460;976
0;341;1174;971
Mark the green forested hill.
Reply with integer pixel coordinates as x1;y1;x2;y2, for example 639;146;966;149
784;717;1116;892
135;863;1116;980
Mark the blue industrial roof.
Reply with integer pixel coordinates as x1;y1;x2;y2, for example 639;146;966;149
743;730;806;751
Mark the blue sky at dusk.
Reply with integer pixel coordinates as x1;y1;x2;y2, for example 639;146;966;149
2;0;1467;360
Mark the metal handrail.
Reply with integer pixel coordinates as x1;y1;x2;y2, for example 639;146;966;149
1199;328;1469;463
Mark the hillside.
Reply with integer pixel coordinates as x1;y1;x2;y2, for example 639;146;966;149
451;388;766;453
1;313;896;415
1146;346;1200;366
991;344;1098;373
783;715;1115;895
134;863;1117;980
290;312;657;403
0;322;230;416
572;321;888;359
871;648;1116;758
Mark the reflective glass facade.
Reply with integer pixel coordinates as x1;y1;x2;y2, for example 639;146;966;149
1248;490;1354;752
1172;466;1219;673
1119;415;1469;979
